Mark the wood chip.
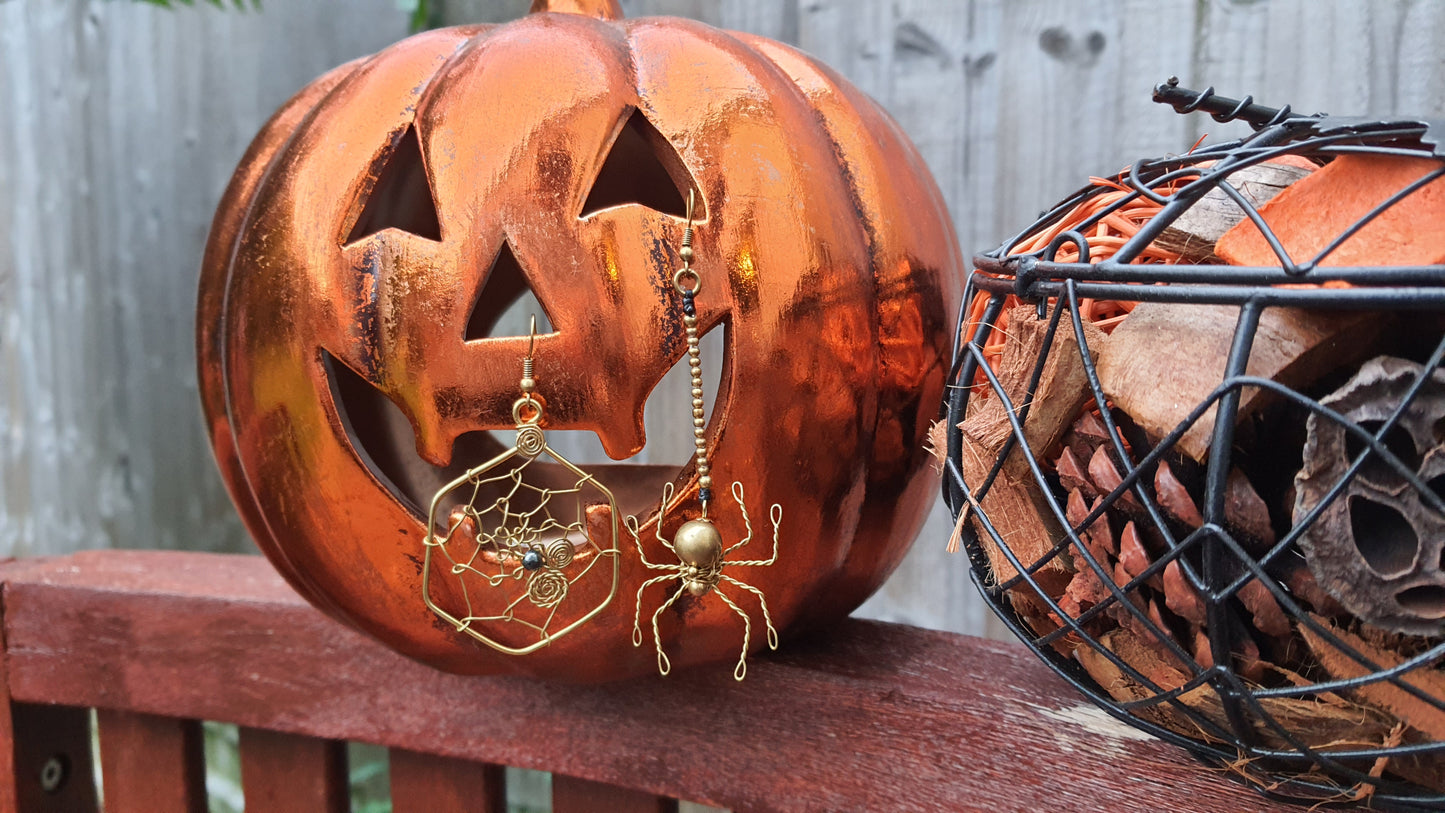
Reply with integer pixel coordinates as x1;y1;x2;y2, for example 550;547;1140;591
1300;615;1445;742
1078;629;1401;754
962;305;1106;480
1096;303;1382;461
1157;158;1315;263
955;431;1071;605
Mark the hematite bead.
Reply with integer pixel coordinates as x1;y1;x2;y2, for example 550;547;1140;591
682;295;696;316
522;549;543;571
699;487;713;503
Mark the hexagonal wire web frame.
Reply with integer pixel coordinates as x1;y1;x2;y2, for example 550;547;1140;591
941;83;1445;809
423;440;621;656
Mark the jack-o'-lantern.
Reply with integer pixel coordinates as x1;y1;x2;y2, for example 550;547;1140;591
198;0;961;680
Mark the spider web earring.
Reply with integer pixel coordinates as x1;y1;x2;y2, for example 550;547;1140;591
423;317;621;654
626;191;783;681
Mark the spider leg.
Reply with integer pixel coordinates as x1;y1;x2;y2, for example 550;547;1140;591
650;583;687;676
712;587;755;681
654;482;677;554
627;513;673;571
721;574;779;650
729;501;780;567
632;572;681;647
723;481;754;556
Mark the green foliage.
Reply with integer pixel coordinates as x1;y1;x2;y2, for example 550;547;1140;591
133;0;436;32
409;0;434;32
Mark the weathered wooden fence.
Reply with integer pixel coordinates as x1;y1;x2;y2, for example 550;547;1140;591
4;0;1445;644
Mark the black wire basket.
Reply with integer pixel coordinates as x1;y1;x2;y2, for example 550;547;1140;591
941;81;1445;810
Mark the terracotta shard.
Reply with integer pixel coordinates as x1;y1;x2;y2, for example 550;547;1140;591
1237;577;1291;638
1217;153;1445;269
1164;560;1207;627
1155;460;1203;528
1056;446;1094;498
1087;444;1142;515
1224;467;1275;548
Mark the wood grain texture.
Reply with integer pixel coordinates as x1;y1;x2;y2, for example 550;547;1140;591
239;727;348;813
390;748;506;813
0;551;1299;813
0;0;409;559
97;710;206;813
553;775;678;813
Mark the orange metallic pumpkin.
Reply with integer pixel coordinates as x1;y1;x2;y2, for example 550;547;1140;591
197;0;962;680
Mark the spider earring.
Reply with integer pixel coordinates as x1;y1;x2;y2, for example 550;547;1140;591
423;317;621;654
626;191;783;681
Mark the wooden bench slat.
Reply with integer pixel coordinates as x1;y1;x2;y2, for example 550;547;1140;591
553;774;678;813
239;727;347;813
10;703;96;813
97;710;205;813
0;551;1301;812
389;747;504;813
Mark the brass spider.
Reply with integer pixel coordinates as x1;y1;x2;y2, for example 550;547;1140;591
626;481;780;680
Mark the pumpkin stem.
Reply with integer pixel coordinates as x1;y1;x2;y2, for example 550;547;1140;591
528;0;623;20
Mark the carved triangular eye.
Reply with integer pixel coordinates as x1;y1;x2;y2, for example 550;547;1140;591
465;240;555;341
345;124;442;244
580;109;701;219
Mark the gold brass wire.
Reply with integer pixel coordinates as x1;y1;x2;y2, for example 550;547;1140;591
627;189;783;680
422;316;620;654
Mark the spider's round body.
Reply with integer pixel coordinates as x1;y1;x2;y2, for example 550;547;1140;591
673;519;723;596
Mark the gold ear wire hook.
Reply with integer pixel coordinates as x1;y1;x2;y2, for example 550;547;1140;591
677;190;697;282
520;315;537;397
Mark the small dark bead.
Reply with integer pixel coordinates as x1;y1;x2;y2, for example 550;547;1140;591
522;549;544;571
698;487;713;503
681;295;696;317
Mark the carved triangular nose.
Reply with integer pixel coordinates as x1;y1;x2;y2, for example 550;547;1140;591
465;239;555;341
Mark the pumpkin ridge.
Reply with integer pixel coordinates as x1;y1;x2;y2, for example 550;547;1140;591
202;58;366;618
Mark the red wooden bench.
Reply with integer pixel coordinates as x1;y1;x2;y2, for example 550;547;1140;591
0;551;1295;812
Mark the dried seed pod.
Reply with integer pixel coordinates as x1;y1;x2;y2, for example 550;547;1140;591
1294;355;1445;636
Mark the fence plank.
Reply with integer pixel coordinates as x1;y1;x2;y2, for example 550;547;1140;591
0;0;410;560
553;774;678;813
97;710;206;813
389;748;505;813
239;727;348;813
0;551;1299;813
